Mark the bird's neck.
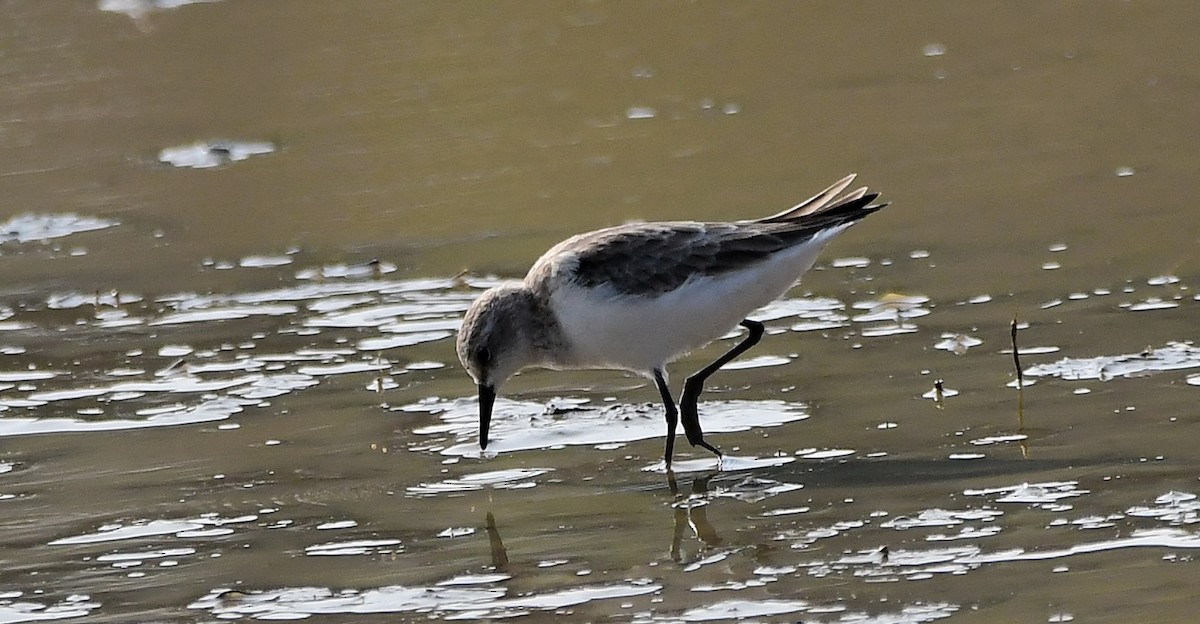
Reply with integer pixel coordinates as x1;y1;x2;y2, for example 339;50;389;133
512;287;568;367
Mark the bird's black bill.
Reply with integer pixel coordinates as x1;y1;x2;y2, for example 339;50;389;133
478;383;496;450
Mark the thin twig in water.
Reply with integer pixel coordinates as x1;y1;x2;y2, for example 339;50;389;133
1010;317;1024;389
1011;316;1028;456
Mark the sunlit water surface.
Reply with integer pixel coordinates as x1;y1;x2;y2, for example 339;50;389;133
2;2;1199;623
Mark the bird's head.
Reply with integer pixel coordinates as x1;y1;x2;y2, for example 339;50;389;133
456;283;541;449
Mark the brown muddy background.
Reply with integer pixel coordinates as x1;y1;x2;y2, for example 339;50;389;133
1;2;1198;622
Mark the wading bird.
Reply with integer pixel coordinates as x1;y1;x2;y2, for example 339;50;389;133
457;174;887;465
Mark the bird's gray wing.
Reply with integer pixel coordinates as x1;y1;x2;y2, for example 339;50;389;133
560;189;886;296
567;222;794;296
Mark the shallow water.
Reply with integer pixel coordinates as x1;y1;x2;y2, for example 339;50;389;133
2;2;1200;622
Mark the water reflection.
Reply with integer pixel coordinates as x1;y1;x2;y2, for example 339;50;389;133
98;0;224;24
409;396;812;459
189;574;662;620
485;511;508;572
0;240;960;456
157;140;276;169
0;213;118;245
1026;341;1200;381
0;271;473;437
668;473;723;565
0;594;100;623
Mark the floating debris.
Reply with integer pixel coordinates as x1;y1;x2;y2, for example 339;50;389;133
646;454;795;475
678;599;811;622
748;296;847;331
968;433;1028;446
722;354;790;370
158;140;276;169
1147;275;1180;286
1001;345;1060;356
408;468;555;497
852;293;930;337
882;507;1002;530
0;594;100;622
1127;491;1200;525
964;481;1089;505
51;513;255;545
852;294;931;322
1125;297;1179;312
99;0;224;20
295;262;398;280
189;580;660;620
239;255;293;268
625;106;656;120
315;520;358;530
922;381;959;401
0;213;118;244
935;333;982;355
831;256;870;268
1025;342;1200;381
305;539;403;557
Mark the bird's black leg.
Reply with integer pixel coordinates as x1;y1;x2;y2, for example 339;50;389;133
654;368;678;467
680;319;765;457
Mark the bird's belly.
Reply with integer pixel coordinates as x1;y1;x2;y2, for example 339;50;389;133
551;287;735;373
549;242;827;373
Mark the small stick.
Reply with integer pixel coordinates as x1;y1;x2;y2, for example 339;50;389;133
1011;316;1027;451
1010;317;1023;389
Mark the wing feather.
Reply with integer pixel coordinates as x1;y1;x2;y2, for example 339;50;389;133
567;223;793;295
533;176;888;297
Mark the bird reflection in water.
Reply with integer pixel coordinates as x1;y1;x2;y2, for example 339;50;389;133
485;511;509;572
480;474;732;572
668;472;723;564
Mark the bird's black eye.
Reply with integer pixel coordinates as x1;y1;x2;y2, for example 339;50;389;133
474;346;493;366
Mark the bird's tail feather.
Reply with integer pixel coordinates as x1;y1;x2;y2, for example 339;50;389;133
756;175;887;229
757;174;857;222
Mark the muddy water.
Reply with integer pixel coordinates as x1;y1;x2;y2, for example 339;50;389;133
2;2;1199;622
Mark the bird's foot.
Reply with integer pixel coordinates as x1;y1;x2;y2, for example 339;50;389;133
692;438;722;460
